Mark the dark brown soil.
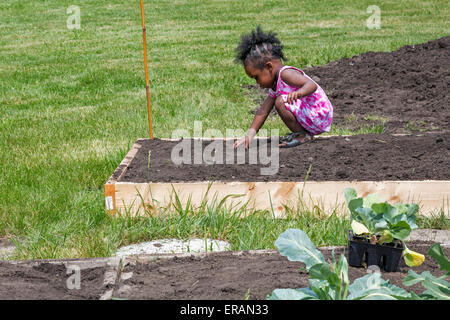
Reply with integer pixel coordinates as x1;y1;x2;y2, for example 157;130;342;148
0;242;446;300
115;241;449;300
0;262;107;300
245;36;450;134
119;132;449;182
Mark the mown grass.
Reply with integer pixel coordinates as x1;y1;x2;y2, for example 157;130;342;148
1;0;449;259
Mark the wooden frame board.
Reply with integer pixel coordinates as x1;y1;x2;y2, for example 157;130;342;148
105;138;450;217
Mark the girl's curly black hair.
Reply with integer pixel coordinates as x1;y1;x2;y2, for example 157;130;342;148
235;25;287;69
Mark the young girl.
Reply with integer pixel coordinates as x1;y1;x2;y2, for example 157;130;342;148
233;26;333;149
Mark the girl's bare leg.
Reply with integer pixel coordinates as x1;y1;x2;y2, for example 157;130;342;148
274;96;314;146
274;96;307;134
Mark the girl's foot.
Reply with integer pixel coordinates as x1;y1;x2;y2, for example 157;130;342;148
279;133;314;148
279;131;305;143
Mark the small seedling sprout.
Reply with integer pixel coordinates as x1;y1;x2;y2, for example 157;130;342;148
244;289;251;300
147;150;151;181
147;150;151;169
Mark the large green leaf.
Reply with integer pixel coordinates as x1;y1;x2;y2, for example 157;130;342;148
351;220;370;235
389;221;411;240
373;218;388;232
385;203;419;228
409;291;424;300
348;273;383;298
337;253;349;286
309;263;341;289
274;229;325;270
348;198;364;220
403;270;427;286
355;207;377;231
394;203;419;217
427;243;450;272
337;253;350;299
422;277;450;300
403;270;450;300
371;202;388;214
405;214;419;230
344;188;358;205
382;203;399;225
404;204;419;229
402;248;425;267
363;193;382;209
378;230;394;244
354;208;388;233
309;279;335;300
267;288;318;300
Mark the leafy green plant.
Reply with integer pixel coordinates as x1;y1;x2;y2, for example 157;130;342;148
402;243;450;300
344;188;424;267
244;288;251;300
267;229;411;300
267;229;450;300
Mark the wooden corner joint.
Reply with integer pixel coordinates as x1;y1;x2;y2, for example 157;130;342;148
104;184;116;216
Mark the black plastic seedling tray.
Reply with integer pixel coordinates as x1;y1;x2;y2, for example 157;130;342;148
347;230;404;272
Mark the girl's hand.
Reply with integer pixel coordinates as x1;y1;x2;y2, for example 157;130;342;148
233;128;256;149
286;90;303;104
233;136;250;149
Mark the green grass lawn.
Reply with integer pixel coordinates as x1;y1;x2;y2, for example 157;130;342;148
1;0;449;260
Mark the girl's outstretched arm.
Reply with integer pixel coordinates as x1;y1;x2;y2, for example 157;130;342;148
234;95;276;149
281;69;318;104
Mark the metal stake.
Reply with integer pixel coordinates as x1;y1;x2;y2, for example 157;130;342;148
140;0;153;139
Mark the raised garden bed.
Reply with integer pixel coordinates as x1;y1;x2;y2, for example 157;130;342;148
105;133;449;217
0;234;447;300
105;36;450;217
0;241;445;300
113;240;448;300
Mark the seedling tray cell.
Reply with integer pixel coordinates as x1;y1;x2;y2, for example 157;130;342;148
347;230;405;272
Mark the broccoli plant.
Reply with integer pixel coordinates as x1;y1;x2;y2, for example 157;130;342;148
267;229;411;300
267;229;450;300
402;243;450;300
344;188;425;267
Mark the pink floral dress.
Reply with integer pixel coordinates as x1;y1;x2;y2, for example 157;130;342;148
268;66;333;135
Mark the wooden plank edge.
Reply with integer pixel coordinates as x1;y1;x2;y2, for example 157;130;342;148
113;179;450;185
112;180;450;218
106;139;145;184
104;183;116;216
135;133;422;142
